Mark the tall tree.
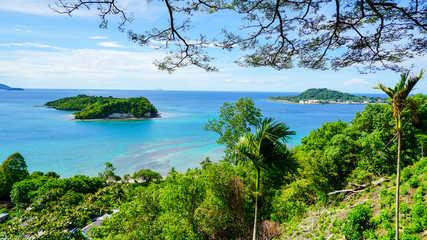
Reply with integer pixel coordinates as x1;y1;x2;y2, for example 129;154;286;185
235;117;295;239
0;153;29;200
52;0;427;72
373;70;424;240
204;97;263;162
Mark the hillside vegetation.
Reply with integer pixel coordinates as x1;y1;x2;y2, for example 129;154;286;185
45;95;158;119
269;88;386;104
1;94;426;239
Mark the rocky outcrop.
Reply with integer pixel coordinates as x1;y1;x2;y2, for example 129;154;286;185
106;113;135;119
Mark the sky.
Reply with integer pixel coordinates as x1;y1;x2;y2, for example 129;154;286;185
0;0;426;93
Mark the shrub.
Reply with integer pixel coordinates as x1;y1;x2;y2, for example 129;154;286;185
342;203;372;240
408;176;419;188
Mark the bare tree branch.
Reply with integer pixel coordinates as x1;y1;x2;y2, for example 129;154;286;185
51;0;427;73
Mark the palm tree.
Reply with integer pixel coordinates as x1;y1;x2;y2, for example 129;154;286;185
235;117;295;240
373;70;424;240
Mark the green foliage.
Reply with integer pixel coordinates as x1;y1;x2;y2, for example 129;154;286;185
45;94;158;119
89;163;251;239
235;117;296;239
271;178;318;223
2;181;125;239
132;169;162;183
98;162;121;183
204;97;263;161
10;174;105;204
294;121;363;193
269;88;386;103
2;95;426;239
45;171;60;178
300;121;349;152
342;204;372;240
0;153;28;200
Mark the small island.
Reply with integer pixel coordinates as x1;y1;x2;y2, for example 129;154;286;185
45;94;159;120
268;88;387;104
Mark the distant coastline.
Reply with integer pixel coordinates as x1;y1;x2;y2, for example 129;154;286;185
0;83;24;91
268;88;387;105
266;99;368;105
6;88;24;91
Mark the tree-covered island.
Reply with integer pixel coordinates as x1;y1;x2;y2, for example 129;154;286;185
268;88;387;104
45;95;159;120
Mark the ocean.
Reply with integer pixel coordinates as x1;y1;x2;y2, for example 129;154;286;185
0;89;382;177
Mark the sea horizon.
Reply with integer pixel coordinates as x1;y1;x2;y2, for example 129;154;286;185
8;87;390;95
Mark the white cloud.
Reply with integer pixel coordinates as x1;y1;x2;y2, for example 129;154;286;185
97;41;125;48
0;0;163;20
89;36;107;40
0;48;164;88
0;1;52;15
0;47;278;90
13;25;32;33
0;42;67;50
344;78;370;85
0;0;97;16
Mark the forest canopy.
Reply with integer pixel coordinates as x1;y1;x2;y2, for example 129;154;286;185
45;95;158;119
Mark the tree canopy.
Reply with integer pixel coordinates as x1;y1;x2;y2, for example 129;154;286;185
204;97;263;161
132;169;162;184
0;153;28;200
51;0;427;73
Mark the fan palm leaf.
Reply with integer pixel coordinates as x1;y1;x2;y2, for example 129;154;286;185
235;117;295;239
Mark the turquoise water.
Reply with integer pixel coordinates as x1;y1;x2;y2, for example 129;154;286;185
0;89;381;177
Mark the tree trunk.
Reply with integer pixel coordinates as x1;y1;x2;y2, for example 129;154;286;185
396;131;401;240
253;167;260;240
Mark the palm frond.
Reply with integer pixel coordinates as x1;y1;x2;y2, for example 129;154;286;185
403;70;424;99
373;83;394;98
235;117;295;172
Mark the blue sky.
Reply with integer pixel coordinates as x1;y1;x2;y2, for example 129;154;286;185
0;0;425;93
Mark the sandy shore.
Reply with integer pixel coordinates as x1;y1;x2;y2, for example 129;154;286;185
72;117;154;122
266;99;368;105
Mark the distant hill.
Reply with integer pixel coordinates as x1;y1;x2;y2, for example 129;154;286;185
0;83;11;90
268;88;387;104
0;83;24;90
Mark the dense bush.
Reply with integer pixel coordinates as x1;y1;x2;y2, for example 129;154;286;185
89;163;252;239
11;174;105;204
342;204;372;240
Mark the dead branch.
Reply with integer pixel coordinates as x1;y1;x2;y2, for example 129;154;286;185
328;178;388;195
